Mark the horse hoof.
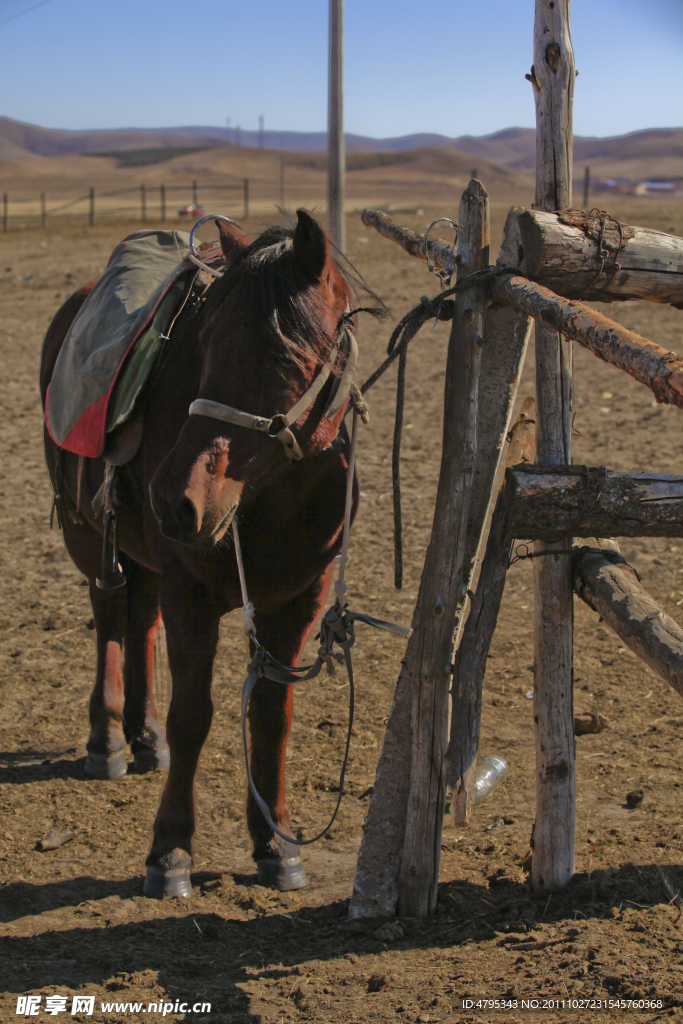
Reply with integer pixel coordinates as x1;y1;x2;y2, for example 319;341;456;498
130;747;170;773
143;865;193;899
84;750;128;780
257;856;309;891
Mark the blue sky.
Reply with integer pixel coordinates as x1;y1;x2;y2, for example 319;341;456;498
0;0;681;139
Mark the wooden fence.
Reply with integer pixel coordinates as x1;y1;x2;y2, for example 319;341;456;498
348;0;683;920
0;180;249;231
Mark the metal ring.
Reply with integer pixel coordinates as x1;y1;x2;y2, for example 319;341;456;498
189;214;242;258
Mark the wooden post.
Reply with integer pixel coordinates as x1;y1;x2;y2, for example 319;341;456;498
583;165;590;208
160;183;166;221
280;159;286;207
328;0;345;251
89;187;95;227
528;0;576;890
396;180;489;918
2;193;8;233
446;399;536;817
140;183;147;222
40;192;46;229
243;178;249;219
573;549;683;700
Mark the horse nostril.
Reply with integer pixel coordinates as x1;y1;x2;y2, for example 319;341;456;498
174;497;198;534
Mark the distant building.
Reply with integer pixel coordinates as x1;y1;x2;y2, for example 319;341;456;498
634;180;683;196
594;178;631;194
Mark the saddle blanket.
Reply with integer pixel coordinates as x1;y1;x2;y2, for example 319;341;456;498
45;229;203;458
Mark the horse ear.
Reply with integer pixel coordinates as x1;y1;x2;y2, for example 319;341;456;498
216;219;249;263
292;209;327;283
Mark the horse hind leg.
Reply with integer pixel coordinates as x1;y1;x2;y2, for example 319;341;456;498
246;563;335;891
122;560;169;773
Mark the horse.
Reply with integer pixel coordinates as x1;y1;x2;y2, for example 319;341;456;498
40;210;368;897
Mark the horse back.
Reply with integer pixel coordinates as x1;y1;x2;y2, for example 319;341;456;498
40;281;98;410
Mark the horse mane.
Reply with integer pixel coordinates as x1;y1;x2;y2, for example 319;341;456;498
201;219;385;372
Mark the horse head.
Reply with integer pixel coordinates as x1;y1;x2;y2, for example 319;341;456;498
149;209;354;547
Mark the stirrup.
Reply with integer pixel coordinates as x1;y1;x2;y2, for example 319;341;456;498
96;510;126;590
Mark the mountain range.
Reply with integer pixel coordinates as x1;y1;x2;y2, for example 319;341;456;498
1;117;682;176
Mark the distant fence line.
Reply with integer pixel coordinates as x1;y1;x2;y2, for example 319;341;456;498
0;179;251;232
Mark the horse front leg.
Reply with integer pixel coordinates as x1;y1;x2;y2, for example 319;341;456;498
247;562;335;891
143;569;220;899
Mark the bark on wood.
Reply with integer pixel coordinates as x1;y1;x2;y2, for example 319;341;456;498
517;208;683;306
529;0;576;892
455;210;533;660
347;629;417;919
396;180;490;920
573;547;683;700
360;207;455;268
509;466;683;540
445;398;537;813
489;273;683;409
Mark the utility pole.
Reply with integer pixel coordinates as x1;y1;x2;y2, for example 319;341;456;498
259;115;265;149
328;0;345;252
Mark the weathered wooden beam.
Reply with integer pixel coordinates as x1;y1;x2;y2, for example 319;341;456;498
509;466;683;540
490;273;683;410
361;209;683;411
573;548;683;699
360;207;455;267
396;180;490;920
517;208;683;306
445;398;537;813
528;0;576;893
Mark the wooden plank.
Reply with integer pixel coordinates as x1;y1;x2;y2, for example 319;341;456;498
360;207;455;267
517;208;683;306
446;399;537;815
528;0;576;891
509;466;683;539
396;180;490;920
489;274;683;410
573;549;683;699
328;0;345;251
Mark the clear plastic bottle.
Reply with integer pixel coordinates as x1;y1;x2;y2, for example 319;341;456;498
472;755;509;806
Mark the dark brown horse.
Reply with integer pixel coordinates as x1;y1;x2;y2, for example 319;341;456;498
40;211;364;896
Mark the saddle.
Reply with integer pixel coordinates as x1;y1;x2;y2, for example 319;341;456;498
45;229;223;459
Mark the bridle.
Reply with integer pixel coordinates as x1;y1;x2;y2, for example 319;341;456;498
185;214;358;461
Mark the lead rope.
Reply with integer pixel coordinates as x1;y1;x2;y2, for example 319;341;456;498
235;407;369;847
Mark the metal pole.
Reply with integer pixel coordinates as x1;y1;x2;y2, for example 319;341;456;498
40;192;46;229
243;179;249;220
328;0;345;251
140;183;146;222
160;183;166;221
192;180;198;207
2;193;7;233
89;187;95;227
582;165;590;208
280;159;286;207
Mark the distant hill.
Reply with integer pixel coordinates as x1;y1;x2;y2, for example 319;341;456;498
0;117;681;177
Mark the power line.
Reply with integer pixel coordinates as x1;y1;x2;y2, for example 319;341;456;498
0;0;56;30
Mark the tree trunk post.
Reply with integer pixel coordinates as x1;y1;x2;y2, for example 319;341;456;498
192;179;198;207
160;183;166;222
40;192;46;229
582;166;590;208
529;0;576;890
2;193;8;233
328;0;345;251
140;183;147;223
89;187;95;227
395;179;489;919
446;398;536;818
243;178;249;220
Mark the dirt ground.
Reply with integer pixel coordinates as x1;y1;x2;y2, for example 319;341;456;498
0;190;682;1024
